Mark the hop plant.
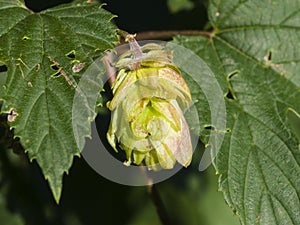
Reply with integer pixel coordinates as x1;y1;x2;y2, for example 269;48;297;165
106;35;193;170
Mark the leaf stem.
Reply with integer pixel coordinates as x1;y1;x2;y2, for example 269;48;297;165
117;30;143;59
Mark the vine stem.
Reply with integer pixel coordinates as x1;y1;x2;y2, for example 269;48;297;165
135;30;212;40
138;165;173;225
148;181;173;225
117;29;212;43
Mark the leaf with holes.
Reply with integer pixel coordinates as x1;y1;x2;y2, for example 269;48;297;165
0;0;117;202
174;0;300;224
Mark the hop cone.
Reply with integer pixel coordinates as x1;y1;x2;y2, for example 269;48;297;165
107;41;193;170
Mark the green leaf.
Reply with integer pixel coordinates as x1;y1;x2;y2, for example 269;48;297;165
0;0;117;202
174;0;300;224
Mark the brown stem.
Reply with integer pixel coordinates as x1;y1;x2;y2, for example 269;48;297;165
117;29;212;43
136;30;212;40
102;52;116;85
148;182;173;225
127;35;144;59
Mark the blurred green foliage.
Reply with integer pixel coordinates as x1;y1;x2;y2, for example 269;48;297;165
0;144;239;225
167;0;194;13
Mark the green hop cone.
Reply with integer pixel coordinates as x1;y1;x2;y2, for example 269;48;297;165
106;40;193;170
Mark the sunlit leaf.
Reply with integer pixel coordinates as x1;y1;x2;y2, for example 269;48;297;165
174;0;300;224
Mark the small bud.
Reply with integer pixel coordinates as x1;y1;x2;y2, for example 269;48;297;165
106;41;193;170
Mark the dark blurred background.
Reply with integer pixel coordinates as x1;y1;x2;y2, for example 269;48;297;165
0;1;240;225
24;0;208;32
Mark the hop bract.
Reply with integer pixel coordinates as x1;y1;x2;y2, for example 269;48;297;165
106;41;193;170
